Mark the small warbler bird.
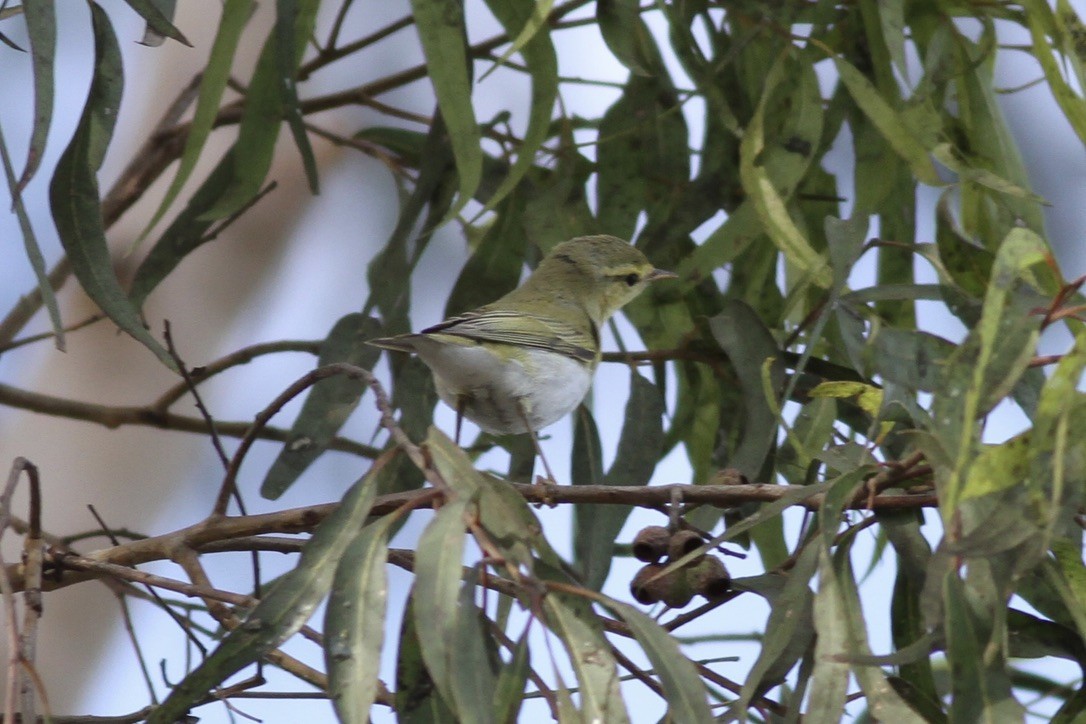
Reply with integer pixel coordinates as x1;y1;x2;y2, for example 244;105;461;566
369;235;675;474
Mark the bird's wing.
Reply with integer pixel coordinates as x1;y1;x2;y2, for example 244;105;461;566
422;308;597;362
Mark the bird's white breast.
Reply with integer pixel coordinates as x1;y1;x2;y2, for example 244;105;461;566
411;339;592;434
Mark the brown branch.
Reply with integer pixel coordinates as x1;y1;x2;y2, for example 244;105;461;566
515;482;937;512
2;481;935;597
0;381;377;458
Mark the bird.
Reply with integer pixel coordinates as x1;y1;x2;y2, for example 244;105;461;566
368;234;676;479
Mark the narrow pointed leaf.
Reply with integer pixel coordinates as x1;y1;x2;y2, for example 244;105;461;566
149;472;379;722
276;0;319;193
539;574;629;723
708;301;784;477
48;5;176;371
124;0;190;45
261;314;382;499
413;499;471;716
409;0;481;222
129;151;237;306
597;0;655;75
831;53;941;185
477;0;557;215
396;594;457;722
575;373;663;590
140;0;254;237
325;515;397;722
740;55;832;288
1;119;64;350
201;0;316;220
16;0;54;192
603;600;713;723
493;632;530;724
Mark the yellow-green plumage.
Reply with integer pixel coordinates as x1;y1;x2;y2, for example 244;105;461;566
369;235;674;435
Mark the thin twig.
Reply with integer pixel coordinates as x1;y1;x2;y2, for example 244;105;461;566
0;380;378;458
151;339;322;411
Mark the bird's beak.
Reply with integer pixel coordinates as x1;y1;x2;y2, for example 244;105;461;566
647;268;678;282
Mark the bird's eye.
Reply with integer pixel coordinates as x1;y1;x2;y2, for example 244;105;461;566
624;273;640;287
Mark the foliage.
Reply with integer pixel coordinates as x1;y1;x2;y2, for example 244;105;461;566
2;0;1086;721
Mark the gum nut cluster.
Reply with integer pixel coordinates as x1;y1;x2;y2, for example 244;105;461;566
629;525;731;608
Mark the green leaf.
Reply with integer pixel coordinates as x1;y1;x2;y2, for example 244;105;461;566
149;472;379;722
136;0;175;46
275;0;320;194
538;562;628;723
868;327;955;393
140;0;255;238
674;201;762;284
596;74;689;239
708;301;784;477
449;569;500;724
874;0;909;83
809;381;883;418
410;0;481;222
933;227;1047;516
123;0;190;46
362;117;457;330
261;314;382;499
739;54;832;288
943;572;1026;721
0;116;64;351
16;0;54;193
1023;0;1086;148
931;143;1047;204
571;405;604;487
575;373;664;590
201;0;316;220
935;192;993;299
603;600;713;723
734;545;819;713
48;4;176;371
597;0;657;75
129;151;237;307
444;199;527;317
826;541;927;723
412;499;474;718
808;551;851;723
831;52;942;185
324;515;397;722
493;631;529;724
477;0;557;216
396;594;457;722
960;433;1030;502
481;0;553;78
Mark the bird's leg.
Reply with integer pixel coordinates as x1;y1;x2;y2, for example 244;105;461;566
516;399;557;483
455;394;467;446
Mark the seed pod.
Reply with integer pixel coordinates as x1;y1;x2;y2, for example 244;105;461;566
632;526;671;563
689;556;731;600
660;569;696;608
667;529;705;565
630;563;695;608
630;564;668;605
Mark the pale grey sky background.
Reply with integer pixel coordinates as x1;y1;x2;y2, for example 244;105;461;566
1;1;1085;721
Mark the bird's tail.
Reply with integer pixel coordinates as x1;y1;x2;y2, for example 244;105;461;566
366;335;418;353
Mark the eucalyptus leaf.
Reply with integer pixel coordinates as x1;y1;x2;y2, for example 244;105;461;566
325;515;397;722
575;373;664;590
149;473;379;722
48;4;176;371
261;314;382;499
410;0;481;222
